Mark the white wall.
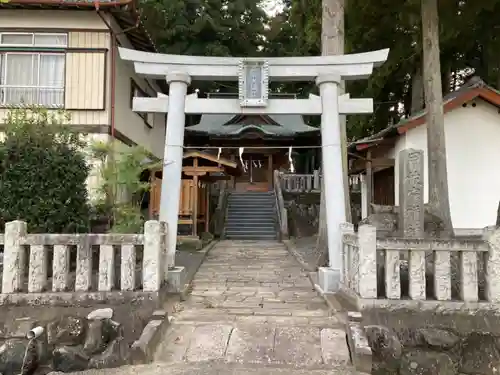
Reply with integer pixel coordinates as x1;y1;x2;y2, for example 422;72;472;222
388;100;500;228
110;18;166;159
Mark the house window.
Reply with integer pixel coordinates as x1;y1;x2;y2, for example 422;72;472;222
0;33;67;108
130;79;152;128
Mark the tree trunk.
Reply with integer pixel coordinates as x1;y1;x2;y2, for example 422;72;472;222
411;67;424;115
316;0;348;268
421;0;453;233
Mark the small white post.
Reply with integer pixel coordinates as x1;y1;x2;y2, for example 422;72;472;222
357;225;377;298
2;221;27;293
121;244;136;291
75;236;92;292
28;245;48;293
160;72;191;270
316;73;346;292
486;227;500;302
313;169;320;191
98;245;115;292
52;245;70;292
340;222;354;287
143;220;162;292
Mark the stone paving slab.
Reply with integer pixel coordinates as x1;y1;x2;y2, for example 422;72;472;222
273;327;323;367
225;324;275;364
153;241;353;371
54;362;361;375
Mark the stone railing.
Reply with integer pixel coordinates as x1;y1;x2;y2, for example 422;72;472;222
340;223;500;310
280;171;321;193
0;220;167;304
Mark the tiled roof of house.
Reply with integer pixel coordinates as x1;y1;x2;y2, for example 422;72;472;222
350;77;500;152
0;0;156;52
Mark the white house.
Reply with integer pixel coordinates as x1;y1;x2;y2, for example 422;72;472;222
350;78;500;229
0;0;168;195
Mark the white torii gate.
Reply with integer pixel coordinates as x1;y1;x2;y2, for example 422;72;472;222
119;47;389;293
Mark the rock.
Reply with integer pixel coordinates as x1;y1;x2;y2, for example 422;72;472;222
359;213;397;237
52;346;89;372
364;325;402;369
400;350;456;375
87;308;114;321
83;320;105;355
396;328;424;347
419;328;459;350
460;333;500;375
0;339;38;375
47;316;86;346
88;337;129;369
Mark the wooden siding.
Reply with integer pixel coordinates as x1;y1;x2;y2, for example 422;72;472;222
373;167;395;206
65;51;106;110
151;179;206;219
65;32;109;122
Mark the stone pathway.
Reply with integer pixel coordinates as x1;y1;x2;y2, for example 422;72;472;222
153;240;355;372
63;241;358;375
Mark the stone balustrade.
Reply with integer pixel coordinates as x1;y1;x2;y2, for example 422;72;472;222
0;220;167;297
341;223;500;309
280;171;321;193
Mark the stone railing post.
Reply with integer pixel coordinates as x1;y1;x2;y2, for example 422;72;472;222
2;220;27;293
357;224;377;298
313;169;320;190
143;220;162;292
485;227;500;303
340;222;354;287
161;222;168;282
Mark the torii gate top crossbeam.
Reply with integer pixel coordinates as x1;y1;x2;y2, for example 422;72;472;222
118;47;389;82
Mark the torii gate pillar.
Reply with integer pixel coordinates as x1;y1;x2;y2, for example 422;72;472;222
316;73;345;291
160;72;191;269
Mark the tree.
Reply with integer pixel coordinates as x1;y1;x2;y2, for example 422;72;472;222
0;108;90;233
421;0;453;232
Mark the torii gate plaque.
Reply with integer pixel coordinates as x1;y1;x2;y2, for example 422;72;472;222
119;47;389;293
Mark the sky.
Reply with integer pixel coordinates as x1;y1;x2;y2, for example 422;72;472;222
261;0;284;16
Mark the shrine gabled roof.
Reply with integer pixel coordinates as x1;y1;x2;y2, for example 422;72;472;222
185;114;319;136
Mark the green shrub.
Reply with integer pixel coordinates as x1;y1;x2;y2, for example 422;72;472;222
0;107;91;233
90;140;160;233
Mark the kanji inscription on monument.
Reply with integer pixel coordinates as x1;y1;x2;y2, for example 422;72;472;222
399;149;424;238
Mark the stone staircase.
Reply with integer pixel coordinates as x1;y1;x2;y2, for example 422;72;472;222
224;192;278;240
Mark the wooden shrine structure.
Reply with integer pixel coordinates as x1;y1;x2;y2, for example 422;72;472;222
149;150;240;237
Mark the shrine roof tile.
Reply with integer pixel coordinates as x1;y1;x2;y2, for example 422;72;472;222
186;114;319;136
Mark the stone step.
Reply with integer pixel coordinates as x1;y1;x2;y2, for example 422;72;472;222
225;221;275;226
224;233;277;241
72;362;359;375
225;220;276;226
173;314;342;328
227;209;276;217
228;198;275;202
225;228;276;234
228;199;275;203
